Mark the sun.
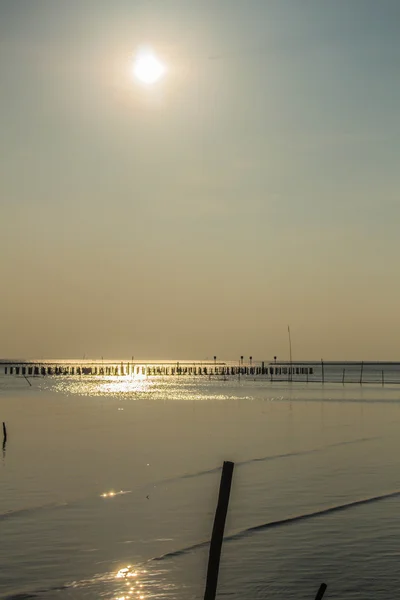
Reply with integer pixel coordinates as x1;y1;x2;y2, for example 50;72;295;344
133;51;166;85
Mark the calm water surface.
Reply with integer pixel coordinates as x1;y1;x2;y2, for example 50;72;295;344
1;375;400;599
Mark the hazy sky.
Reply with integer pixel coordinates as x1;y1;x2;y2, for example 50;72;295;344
1;0;400;360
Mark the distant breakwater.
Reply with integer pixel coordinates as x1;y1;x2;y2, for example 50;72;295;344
1;359;309;378
2;360;400;384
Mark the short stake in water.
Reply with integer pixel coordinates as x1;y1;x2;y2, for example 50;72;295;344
3;422;7;443
314;583;327;600
204;461;234;600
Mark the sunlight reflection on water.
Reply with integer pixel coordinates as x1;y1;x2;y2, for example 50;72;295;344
101;490;132;499
110;565;181;600
66;564;179;600
45;375;255;402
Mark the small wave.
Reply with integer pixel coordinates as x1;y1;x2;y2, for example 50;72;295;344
0;502;68;522
4;595;38;600
179;467;222;481
4;585;68;600
227;489;400;541
151;488;400;562
160;436;377;484
0;489;133;523
152;540;210;561
328;436;379;448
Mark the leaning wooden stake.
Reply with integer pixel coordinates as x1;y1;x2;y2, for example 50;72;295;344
204;461;234;600
314;583;327;600
2;422;7;443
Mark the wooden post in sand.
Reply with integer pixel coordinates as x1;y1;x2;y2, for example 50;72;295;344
204;461;234;600
2;422;7;443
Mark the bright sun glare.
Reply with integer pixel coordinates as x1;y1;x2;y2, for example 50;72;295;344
133;51;166;85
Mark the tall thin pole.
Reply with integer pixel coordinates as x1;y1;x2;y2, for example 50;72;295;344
204;461;234;600
2;422;6;456
288;326;293;382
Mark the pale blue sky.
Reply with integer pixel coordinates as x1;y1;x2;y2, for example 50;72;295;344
1;1;400;359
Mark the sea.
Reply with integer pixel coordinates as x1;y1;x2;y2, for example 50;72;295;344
1;368;400;600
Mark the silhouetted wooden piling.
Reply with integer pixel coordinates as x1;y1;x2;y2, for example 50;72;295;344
314;583;327;600
3;422;7;443
204;461;234;600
